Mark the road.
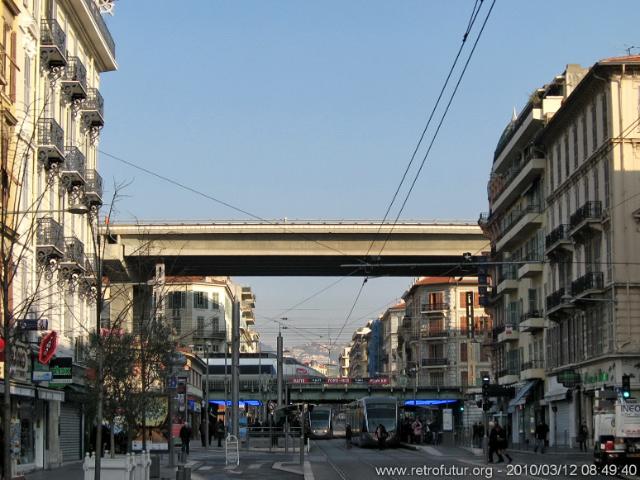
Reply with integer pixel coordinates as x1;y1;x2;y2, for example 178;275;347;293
308;439;617;480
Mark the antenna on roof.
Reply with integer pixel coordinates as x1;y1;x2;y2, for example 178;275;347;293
624;44;638;56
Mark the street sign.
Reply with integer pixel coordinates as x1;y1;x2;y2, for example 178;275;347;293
19;318;48;331
558;370;581;388
168;376;177;389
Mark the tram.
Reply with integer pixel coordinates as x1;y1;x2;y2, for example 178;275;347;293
345;397;400;447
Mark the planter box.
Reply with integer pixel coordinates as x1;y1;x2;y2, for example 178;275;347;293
83;452;150;480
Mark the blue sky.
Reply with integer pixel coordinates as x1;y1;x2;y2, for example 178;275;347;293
99;1;637;351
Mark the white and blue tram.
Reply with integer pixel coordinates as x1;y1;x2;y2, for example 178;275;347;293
345;397;400;447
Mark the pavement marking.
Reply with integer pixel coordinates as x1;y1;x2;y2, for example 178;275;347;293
421;446;443;456
197;466;212;471
248;463;262;470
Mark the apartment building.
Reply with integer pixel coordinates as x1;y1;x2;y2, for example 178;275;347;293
339;345;350;377
0;0;116;473
481;56;640;447
398;277;492;388
348;325;370;378
163;276;258;354
379;302;404;385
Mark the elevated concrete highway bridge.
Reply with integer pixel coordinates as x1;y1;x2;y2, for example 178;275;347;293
102;220;487;279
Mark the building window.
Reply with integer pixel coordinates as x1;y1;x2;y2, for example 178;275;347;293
460;343;468;362
593;166;600;202
172;316;181;335
583;111;589;159
605;227;612;282
572;124;578;169
592;101;598;151
564;134;570;178
211;344;219;353
604;156;610;208
212;317;219;331
196;316;204;337
602;92;608;140
211;292;220;309
460;371;468;387
168;291;186;309
194;291;208;309
555;144;562;186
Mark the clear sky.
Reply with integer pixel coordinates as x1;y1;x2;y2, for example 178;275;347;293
99;1;638;354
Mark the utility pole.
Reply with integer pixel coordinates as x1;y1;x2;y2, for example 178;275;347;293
277;319;285;407
231;301;240;436
204;342;210;448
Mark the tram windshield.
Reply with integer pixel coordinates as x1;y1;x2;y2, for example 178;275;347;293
367;403;397;432
310;409;331;429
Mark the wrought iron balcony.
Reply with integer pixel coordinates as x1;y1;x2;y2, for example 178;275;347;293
421;358;449;367
546;287;574;318
61;57;88;100
521;360;545;370
60;147;86;189
570;201;602;239
37;118;65;168
421;302;449;314
60;236;86;275
36;217;64;262
84;169;103;207
545;224;573;258
82;88;105;127
571;271;604;297
82;0;116;58
40;19;67;68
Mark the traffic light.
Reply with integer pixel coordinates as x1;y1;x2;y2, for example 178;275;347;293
482;375;490;397
482;400;493;411
460;405;465;412
622;374;631;399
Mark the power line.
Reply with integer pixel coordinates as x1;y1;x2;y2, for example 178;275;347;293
363;0;486;260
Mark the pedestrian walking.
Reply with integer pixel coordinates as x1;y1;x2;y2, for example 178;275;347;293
477;422;485;448
578;422;589;452
345;424;353;449
533;420;549;453
375;424;389;450
488;422;503;464
496;424;512;463
199;422;206;447
179;423;192;456
412;418;423;445
215;419;225;447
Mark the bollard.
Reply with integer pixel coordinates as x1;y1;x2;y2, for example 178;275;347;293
183;467;191;480
150;455;160;479
176;465;184;480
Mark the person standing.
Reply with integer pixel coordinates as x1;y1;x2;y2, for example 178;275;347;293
199;422;206;447
345;424;352;449
578;422;589;452
534;420;549;453
477;422;485;449
412;418;423;445
215;419;225;447
179;423;192;456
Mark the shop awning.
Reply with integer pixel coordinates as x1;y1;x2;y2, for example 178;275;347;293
0;381;35;398
508;380;538;412
37;387;65;402
544;386;569;402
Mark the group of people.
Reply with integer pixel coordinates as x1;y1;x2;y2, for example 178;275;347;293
472;421;485;448
399;417;436;444
344;423;389;450
179;418;226;456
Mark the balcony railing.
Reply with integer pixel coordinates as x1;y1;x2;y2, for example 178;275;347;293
570;201;602;230
36;217;64;260
498;264;518;283
38;118;65;167
84;169;103;206
521;310;543;322
488;146;545;204
60;147;86;189
62;236;86;270
498;204;541;239
546;287;574;314
82;0;116;58
62;57;88;100
545;224;572;250
571;271;604;297
421;358;449;367
82;88;105;127
521;360;545;370
421;302;449;313
40;19;67;68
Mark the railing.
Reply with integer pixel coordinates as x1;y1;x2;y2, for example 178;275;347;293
38;118;64;152
82;0;116;57
498;204;541;238
546;287;567;310
63;147;86;174
85;169;103;198
40;18;66;53
521;360;545;370
571;271;604;296
62;56;87;90
193;330;226;339
421;358;449;367
478;212;491;225
498;264;518;282
570;201;602;229
497;367;520;378
545;224;571;249
37;217;64;250
521;310;543;321
82;88;104;118
421;302;449;312
489;147;545;203
64;236;85;266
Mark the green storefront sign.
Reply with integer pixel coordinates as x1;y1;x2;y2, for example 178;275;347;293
49;357;72;385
